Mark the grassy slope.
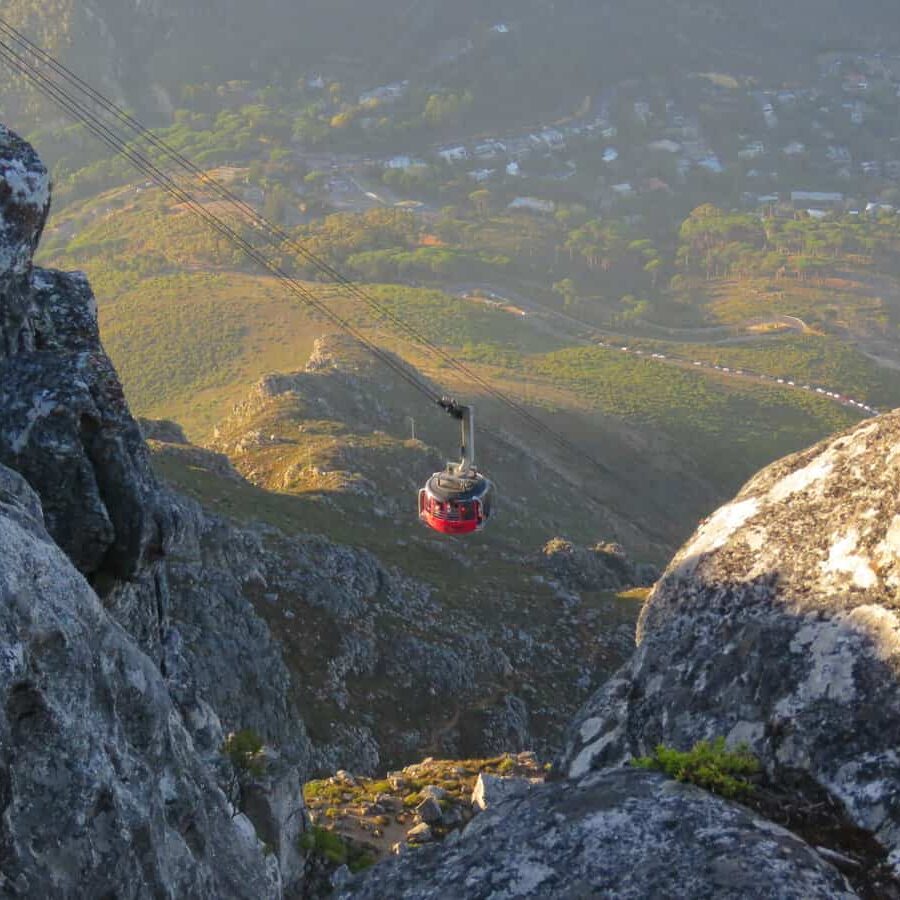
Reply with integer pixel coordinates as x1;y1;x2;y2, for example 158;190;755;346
39;185;871;546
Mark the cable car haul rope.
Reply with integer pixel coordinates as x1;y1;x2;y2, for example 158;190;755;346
0;17;616;536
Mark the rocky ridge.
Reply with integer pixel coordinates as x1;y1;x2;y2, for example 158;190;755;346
0;124;309;896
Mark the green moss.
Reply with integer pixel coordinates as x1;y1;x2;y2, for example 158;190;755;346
364;779;392;797
632;737;760;799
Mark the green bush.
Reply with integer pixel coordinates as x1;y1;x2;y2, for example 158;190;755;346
632;737;759;799
221;729;266;778
299;826;375;873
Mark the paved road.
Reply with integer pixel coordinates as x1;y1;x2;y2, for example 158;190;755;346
446;282;878;417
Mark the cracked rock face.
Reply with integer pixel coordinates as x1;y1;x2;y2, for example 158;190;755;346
0;128;170;588
561;411;900;872
0;463;281;898
340;768;854;899
0;125;310;896
0;125;49;357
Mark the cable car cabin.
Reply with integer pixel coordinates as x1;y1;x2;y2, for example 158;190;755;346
418;471;493;534
418;397;494;535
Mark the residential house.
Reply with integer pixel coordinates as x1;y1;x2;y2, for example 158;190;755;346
791;191;845;211
359;81;409;106
633;101;651;124
384;156;425;171
509;197;556;213
738;141;766;160
826;145;852;164
698;154;724;174
861;160;882;177
475;140;507;159
539;129;566;150
648;139;682;154
438;146;469;163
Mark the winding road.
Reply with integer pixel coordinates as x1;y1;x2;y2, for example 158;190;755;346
447;282;879;417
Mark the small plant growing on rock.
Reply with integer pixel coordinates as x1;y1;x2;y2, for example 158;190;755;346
632;737;759;799
222;729;267;776
221;728;267;808
300;826;375;873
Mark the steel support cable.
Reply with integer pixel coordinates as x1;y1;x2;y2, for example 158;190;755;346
0;17;618;482
2;38;673;544
0;40;444;405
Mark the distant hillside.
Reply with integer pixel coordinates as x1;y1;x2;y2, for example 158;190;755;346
6;0;900;130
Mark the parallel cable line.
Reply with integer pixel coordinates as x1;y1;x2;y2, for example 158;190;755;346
2;27;683;546
0;39;442;405
0;17;617;482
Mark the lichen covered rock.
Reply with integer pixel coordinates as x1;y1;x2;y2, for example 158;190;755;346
0;127;170;586
0;124;49;356
0;462;281;898
561;411;900;873
0;125;308;896
340;768;854;899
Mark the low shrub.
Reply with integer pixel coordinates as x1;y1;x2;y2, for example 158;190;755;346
632;737;759;799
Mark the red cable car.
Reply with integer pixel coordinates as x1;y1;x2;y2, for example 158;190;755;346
418;398;494;535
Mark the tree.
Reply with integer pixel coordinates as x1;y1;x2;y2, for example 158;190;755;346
468;189;492;217
553;278;577;309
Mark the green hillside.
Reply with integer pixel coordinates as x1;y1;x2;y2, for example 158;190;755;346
37;183;877;556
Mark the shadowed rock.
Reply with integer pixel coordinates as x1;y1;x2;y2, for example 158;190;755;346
0;127;171;588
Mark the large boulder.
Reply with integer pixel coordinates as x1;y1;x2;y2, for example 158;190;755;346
0;463;281;898
340;768;854;898
560;412;900;873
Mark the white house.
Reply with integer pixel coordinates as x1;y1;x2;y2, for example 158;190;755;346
791;191;844;210
782;141;807;157
539;129;566;150
359;81;409;105
384;156;426;171
738;141;765;160
509;196;556;213
698;155;724;174
648;139;682;154
438;146;469;163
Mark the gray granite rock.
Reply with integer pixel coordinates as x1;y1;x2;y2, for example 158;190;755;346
561;411;900;874
341;768;854;899
0;462;282;898
0;125;308;896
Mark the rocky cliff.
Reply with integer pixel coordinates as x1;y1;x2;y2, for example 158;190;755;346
0;124;310;896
